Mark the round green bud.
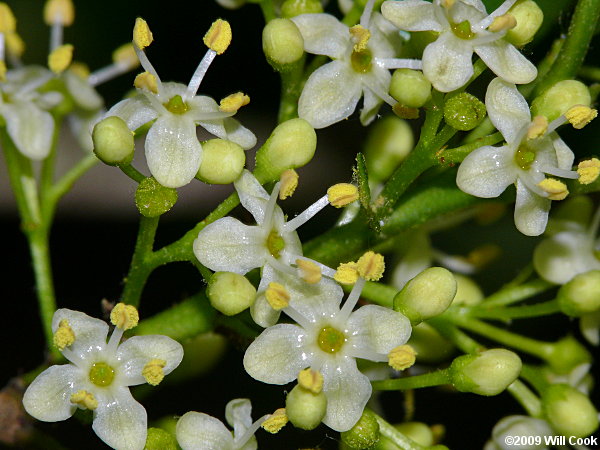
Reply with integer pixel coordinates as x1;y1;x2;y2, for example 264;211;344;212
394;422;434;446
207;272;256;316
254;118;317;183
196;139;245;184
135;177;178;217
557;270;600;317
506;0;544;47
544;335;591;374
451;274;484;306
531;80;591;122
542;384;599;438
450;349;522;396
390;69;432;108
280;0;323;18
263;19;304;71
443;92;486;131
145;427;178;450
92;116;135;166
285;384;327;430
408;323;454;364
341;410;380;450
364;116;414;182
394;267;457;324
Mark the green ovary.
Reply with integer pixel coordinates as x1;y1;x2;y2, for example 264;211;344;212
317;326;346;353
266;229;285;259
451;20;476;40
515;144;536;170
351;49;373;74
89;362;116;387
164;94;189;114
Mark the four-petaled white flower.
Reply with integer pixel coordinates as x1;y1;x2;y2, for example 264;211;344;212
456;78;576;236
292;0;421;128
381;0;537;92
243;276;412;431
23;308;184;450
176;398;268;450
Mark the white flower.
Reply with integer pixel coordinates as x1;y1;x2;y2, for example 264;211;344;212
176;398;268;450
381;0;537;92
456;78;577;236
23;307;184;450
243;276;412;431
291;0;421;128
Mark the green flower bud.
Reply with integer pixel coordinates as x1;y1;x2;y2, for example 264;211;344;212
341;410;380;450
280;0;323;18
557;271;600;317
364;116;414;182
531;80;591;122
443;92;486;131
408;323;454;364
394;422;434;447
506;0;544;47
135;177;178;217
92;116;135;166
285;384;327;430
544;335;591;374
542;384;599;438
450;349;522;396
145;427;178;450
263;19;304;72
207;272;256;316
390;69;432;108
452;274;484;306
394;267;457;324
254;118;316;183
196;139;245;184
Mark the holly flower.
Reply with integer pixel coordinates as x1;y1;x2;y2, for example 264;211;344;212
23;304;184;450
381;0;537;92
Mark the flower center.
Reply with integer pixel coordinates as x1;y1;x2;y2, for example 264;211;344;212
351;49;373;74
89;362;116;387
451;20;476;40
515;144;536;170
266;229;285;259
317;326;346;353
164;94;189;114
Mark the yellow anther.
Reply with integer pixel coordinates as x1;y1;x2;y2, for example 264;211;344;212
110;303;139;330
6;32;25;57
203;19;232;55
334;262;359;285
349;25;371;52
219;91;250;113
70;390;98;410
265;282;290;310
388;345;417;371
133;17;153;50
0;3;16;33
327;183;359;208
112;43;139;69
48;43;73;74
44;0;74;26
577;158;600;185
53;319;75;350
298;368;323;394
466;244;501;269
537;178;569;201
356;251;385;281
134;71;158;94
488;13;517;33
296;258;321;284
527;115;548;140
262;408;288;434
142;358;166;386
565;105;597;129
0;60;6;82
279;169;299;200
69;62;90;79
442;0;456;8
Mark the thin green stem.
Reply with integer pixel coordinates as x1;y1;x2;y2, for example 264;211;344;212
374;412;430;450
481;279;555;308
119;163;146;183
507;380;543;418
359;281;397;308
427;317;482;354
372;368;451;391
436;132;503;165
278;58;305;123
39;120;61;199
520;364;551;394
470;299;561;321
259;0;276;22
579;65;600;81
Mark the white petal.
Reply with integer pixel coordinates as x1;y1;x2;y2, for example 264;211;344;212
369;14;402;57
234;169;270;224
222;118;257;149
450;0;486;23
243;324;310;384
456;145;517;198
514;179;550;236
422;33;474;92
285;275;344;324
52;309;109;363
92;388;147;450
187;95;231;121
348;305;412;354
291;13;349;59
64;71;103;111
145;115;202;188
321;357;372;431
106;96;158;132
360;87;384;127
485;77;531;143
298;61;362;129
68;109;103;153
381;0;443;32
193;217;268;274
475;41;537;85
251;265;281;327
225;398;253;439
22;364;82;422
176;411;235;450
551;134;575;170
115;335;184;386
1;102;54;160
580;311;600;346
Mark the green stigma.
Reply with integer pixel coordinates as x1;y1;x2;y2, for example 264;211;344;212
317;326;346;353
89;362;116;387
451;20;476;40
351;49;373;74
515;144;536;170
266;229;285;259
164;95;189;114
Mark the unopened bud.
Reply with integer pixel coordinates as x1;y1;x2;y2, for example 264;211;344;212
444;92;486;131
451;274;484;306
145;427;178;450
285;384;327;430
390;69;432;108
207;272;256;316
263;18;304;71
531;80;591;122
93;116;135;166
542;384;599;438
394;422;435;447
544;335;592;374
341;410;380;449
196;139;245;185
281;0;323;18
364;116;414;182
506;0;544;46
557;270;600;317
135;177;178;217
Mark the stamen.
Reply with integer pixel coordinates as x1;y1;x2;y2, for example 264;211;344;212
466;244;501;269
69;62;89;79
356;251;385;281
296;258;321;284
565;105;597;129
527;115;548;140
475;0;518;31
487;13;517;32
6;31;25;59
142;358;167;386
219;92;250;113
338;277;366;321
203;19;232;55
0;60;6;82
298;368;323;394
48;43;73;74
379;58;423;70
282;194;329;232
185;48;216;99
388;345;417;371
44;0;74;26
441;0;456;9
265;282;290;310
70;390;97;410
334;262;359;285
279;169;299;200
262;408;288;434
327;183;359;208
350;25;370;52
261;182;281;228
359;0;376;28
537;178;569;201
110;303;139;330
0;3;16;33
87;43;140;86
53;319;75;350
134;71;158;94
133;17;153;50
578;158;600;185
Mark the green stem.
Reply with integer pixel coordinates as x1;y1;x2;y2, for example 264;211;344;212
470;299;561;320
359;281;397;308
436;132;503;165
481;279;555;308
579;65;600;81
507;379;543;417
39;120;61;198
259;0;276;22
374;412;431;450
119;163;146;183
278;58;305;123
372;368;451;391
427;317;482;353
520;364;551;394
